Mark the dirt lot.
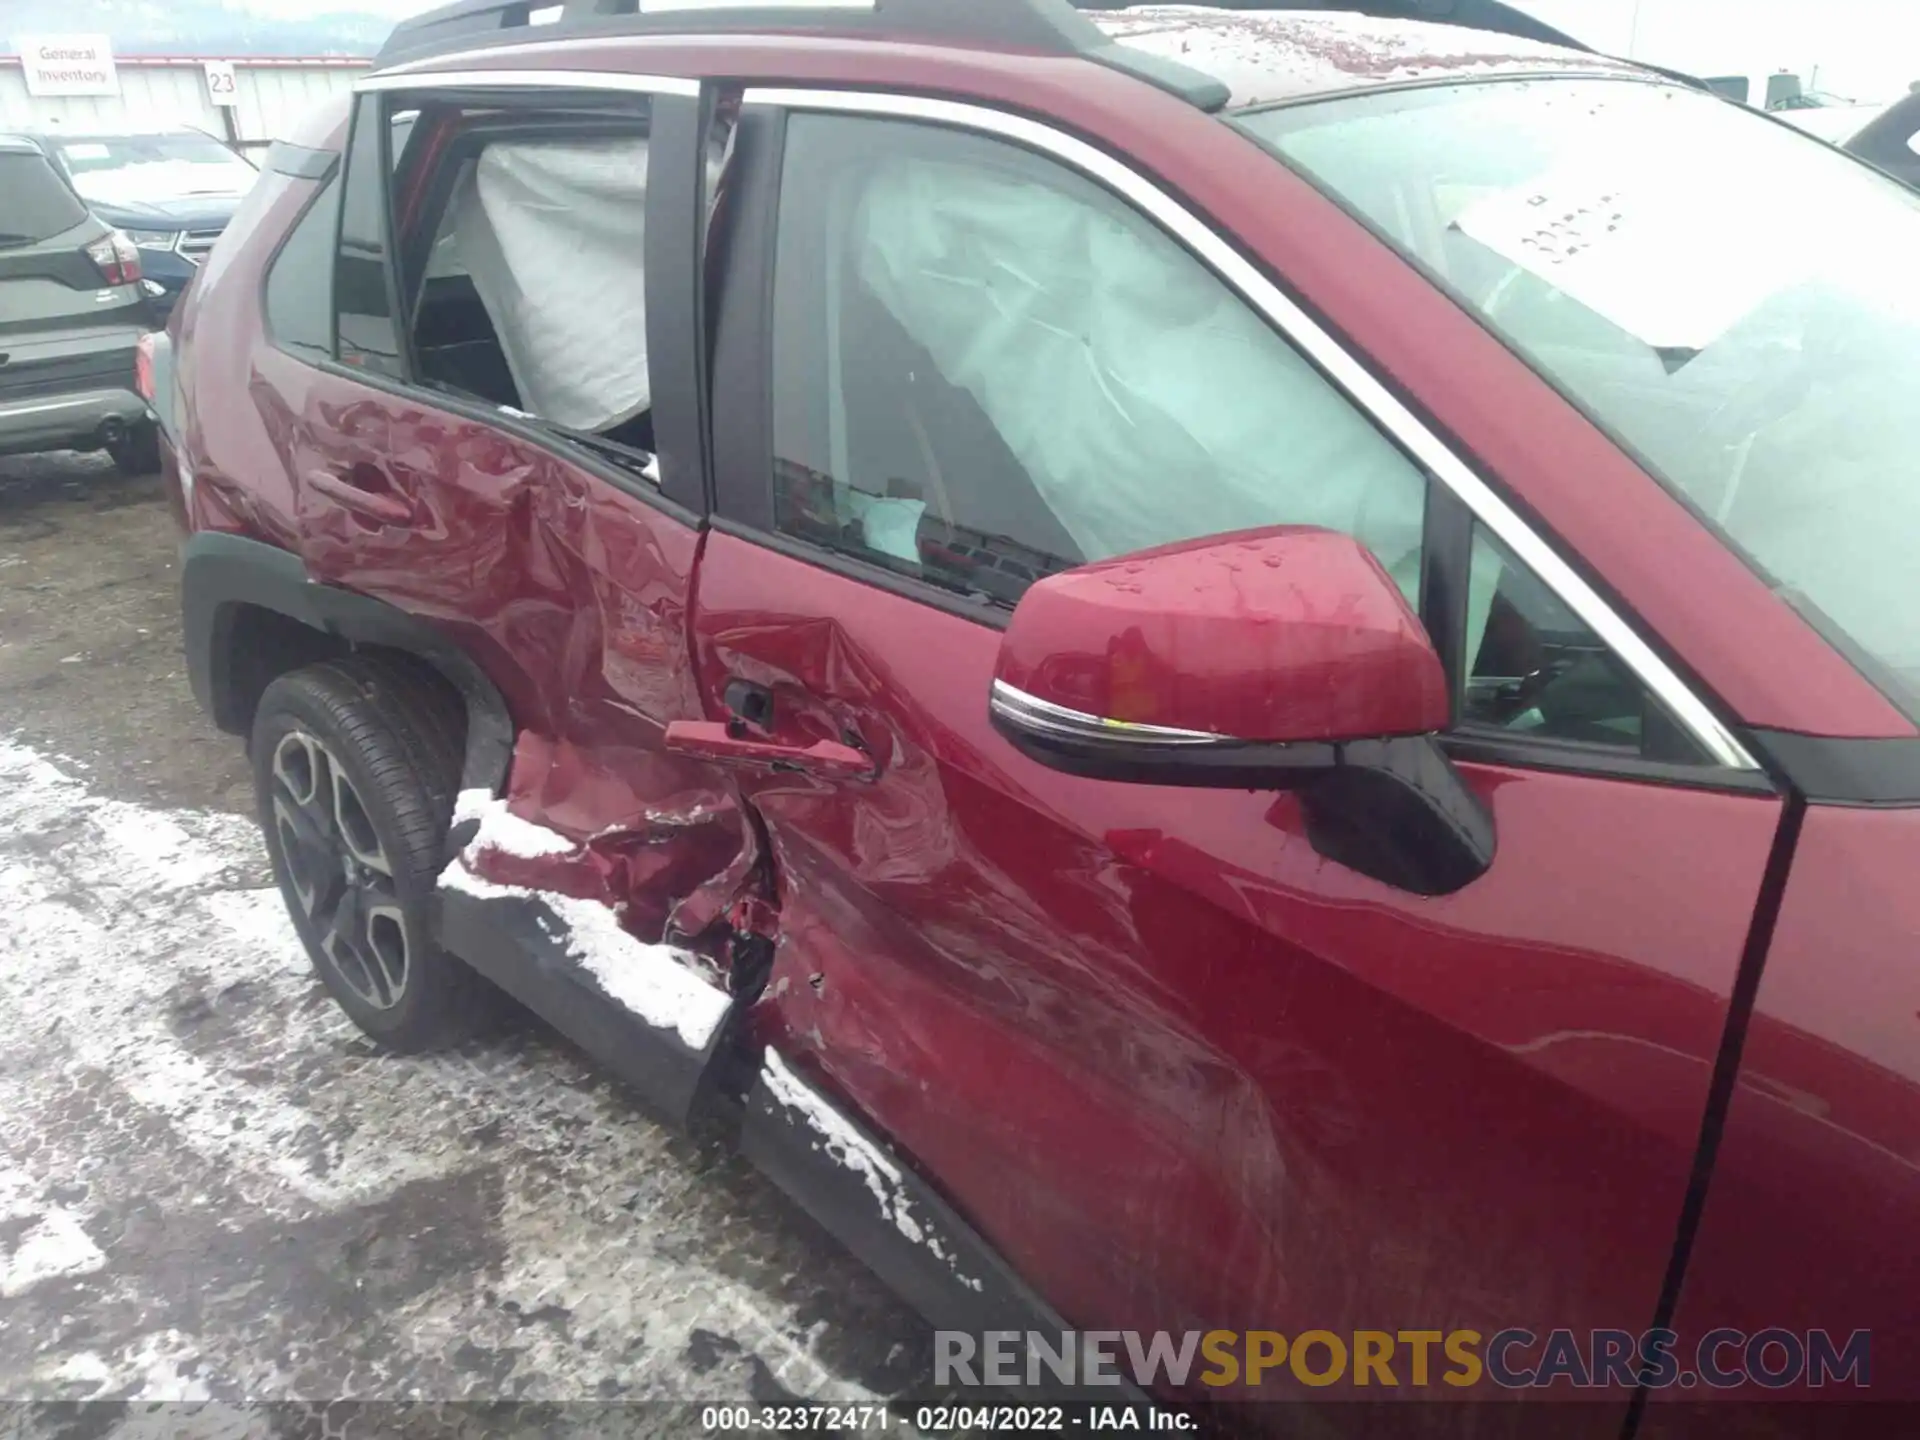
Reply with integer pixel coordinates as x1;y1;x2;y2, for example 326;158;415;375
0;455;249;815
0;451;930;1424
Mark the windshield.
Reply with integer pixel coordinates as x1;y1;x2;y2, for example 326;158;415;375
54;132;257;205
1242;79;1920;719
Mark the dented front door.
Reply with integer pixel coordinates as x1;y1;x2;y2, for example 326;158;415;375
687;94;1784;1428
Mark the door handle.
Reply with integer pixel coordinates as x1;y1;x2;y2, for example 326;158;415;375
305;466;412;525
664;720;876;782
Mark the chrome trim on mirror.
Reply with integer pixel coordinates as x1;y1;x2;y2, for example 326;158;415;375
746;86;1759;774
990;681;1230;747
359;65;700;94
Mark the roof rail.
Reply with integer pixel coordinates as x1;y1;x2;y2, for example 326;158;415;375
374;0;1232;109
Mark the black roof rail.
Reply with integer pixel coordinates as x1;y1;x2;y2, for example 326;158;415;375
375;0;1232;110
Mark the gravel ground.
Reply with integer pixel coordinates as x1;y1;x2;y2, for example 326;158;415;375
0;451;933;1430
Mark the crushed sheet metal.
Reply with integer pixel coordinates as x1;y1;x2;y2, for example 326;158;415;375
441;857;731;1049
0;737;922;1403
762;1052;984;1293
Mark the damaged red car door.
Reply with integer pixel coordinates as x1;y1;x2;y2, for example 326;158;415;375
264;88;750;958
691;93;1785;1423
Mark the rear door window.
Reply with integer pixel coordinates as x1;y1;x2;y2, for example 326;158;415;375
0;152;88;246
389;95;658;468
328;86;679;489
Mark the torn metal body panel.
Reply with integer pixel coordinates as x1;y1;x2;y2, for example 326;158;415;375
268;364;759;937
435;867;739;1130
263;370;774;1128
464;731;749;946
434;780;761;1128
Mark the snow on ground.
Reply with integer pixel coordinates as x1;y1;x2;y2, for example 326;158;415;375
0;738;925;1410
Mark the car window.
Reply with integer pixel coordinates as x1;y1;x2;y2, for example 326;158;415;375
0;152;89;246
1463;525;1711;764
387;96;658;470
335;94;405;377
1244;79;1920;725
767;114;1429;609
53;131;256;205
266;176;341;363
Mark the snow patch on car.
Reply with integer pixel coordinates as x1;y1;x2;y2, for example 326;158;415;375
441;847;728;1051
760;1050;984;1293
453;787;577;859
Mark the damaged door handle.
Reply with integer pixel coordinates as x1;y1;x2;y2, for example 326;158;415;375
664;720;876;782
305;466;413;526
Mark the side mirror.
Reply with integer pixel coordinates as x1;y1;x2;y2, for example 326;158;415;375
989;527;1494;895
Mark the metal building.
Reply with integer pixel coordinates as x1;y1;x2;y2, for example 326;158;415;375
0;55;366;157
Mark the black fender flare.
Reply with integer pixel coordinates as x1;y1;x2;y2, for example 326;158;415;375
179;530;513;794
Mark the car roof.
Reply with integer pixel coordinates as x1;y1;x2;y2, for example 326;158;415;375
20;123;206;141
1092;7;1648;110
378;0;1660;114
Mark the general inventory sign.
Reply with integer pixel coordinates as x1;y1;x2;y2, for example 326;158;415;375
15;35;119;97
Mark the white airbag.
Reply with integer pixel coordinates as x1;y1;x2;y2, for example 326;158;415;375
849;157;1428;598
450;138;651;433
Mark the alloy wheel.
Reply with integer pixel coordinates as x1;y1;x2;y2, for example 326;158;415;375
270;729;412;1011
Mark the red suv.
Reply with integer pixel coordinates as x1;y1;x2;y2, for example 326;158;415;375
160;0;1917;1426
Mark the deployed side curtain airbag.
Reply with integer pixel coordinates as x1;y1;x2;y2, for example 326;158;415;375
849;156;1428;601
450;138;651;433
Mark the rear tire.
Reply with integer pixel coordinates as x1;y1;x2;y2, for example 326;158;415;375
107;423;160;477
251;654;497;1052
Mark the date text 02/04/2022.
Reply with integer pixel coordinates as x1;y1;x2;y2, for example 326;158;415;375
698;1405;1193;1431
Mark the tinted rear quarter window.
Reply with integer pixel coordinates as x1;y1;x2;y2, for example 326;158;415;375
335;94;405;375
0;152;88;246
266;177;342;362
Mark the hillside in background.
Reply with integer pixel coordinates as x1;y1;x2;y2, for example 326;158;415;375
2;0;392;56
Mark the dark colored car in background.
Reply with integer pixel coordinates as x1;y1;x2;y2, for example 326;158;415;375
0;135;157;471
159;0;1920;1431
22;127;259;320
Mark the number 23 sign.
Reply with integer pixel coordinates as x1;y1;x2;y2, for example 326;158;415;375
203;61;238;106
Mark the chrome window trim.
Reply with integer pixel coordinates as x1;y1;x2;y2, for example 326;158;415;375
746;86;1760;774
358;65;700;95
990;681;1230;747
